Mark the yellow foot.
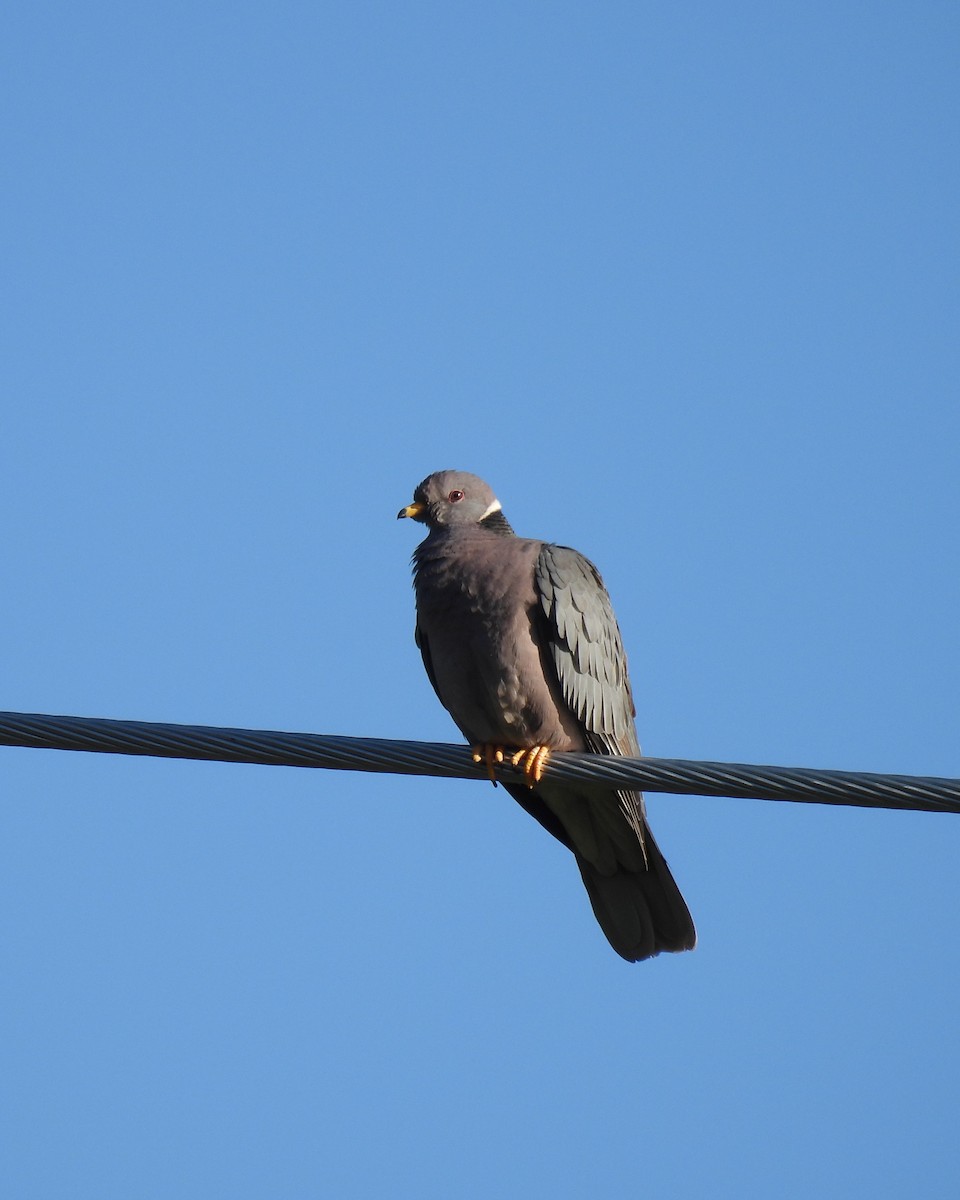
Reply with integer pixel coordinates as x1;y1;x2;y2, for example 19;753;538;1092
471;744;552;788
472;744;505;786
510;745;551;787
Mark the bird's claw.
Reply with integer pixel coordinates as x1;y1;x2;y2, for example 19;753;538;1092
472;744;505;786
510;745;551;787
471;744;550;787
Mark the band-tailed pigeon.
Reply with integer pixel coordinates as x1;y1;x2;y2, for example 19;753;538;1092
398;469;696;962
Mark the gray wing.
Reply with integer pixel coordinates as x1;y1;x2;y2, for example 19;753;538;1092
414;623;439;697
534;543;640;755
531;545;697;957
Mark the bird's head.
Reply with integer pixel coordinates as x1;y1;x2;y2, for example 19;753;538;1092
397;470;508;530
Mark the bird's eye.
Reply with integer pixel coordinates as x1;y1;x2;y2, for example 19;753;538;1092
448;489;465;503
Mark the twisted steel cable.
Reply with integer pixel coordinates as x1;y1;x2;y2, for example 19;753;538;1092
0;710;957;814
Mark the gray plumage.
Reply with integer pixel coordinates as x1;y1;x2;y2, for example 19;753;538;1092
398;469;696;962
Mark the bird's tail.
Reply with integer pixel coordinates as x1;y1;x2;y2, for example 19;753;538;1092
575;825;696;962
504;781;695;961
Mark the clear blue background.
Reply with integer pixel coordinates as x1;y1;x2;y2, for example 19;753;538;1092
1;3;958;1196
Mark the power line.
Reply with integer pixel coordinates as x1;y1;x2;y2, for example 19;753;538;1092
0;709;956;814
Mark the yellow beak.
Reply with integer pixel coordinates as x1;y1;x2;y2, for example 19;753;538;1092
397;501;426;520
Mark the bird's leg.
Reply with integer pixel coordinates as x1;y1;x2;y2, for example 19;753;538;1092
471;744;552;787
510;745;551;787
471;744;505;786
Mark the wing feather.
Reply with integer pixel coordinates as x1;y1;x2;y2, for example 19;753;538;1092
534;543;638;751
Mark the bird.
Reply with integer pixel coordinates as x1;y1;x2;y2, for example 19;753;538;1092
398;469;696;962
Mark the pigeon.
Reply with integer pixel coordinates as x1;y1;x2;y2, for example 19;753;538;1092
398;469;696;962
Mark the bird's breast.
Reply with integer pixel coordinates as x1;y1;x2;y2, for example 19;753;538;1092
413;535;585;751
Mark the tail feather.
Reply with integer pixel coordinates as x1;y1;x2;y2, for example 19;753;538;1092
576;825;696;961
504;781;696;961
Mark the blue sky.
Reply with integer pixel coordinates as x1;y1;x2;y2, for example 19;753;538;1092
1;3;958;1196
